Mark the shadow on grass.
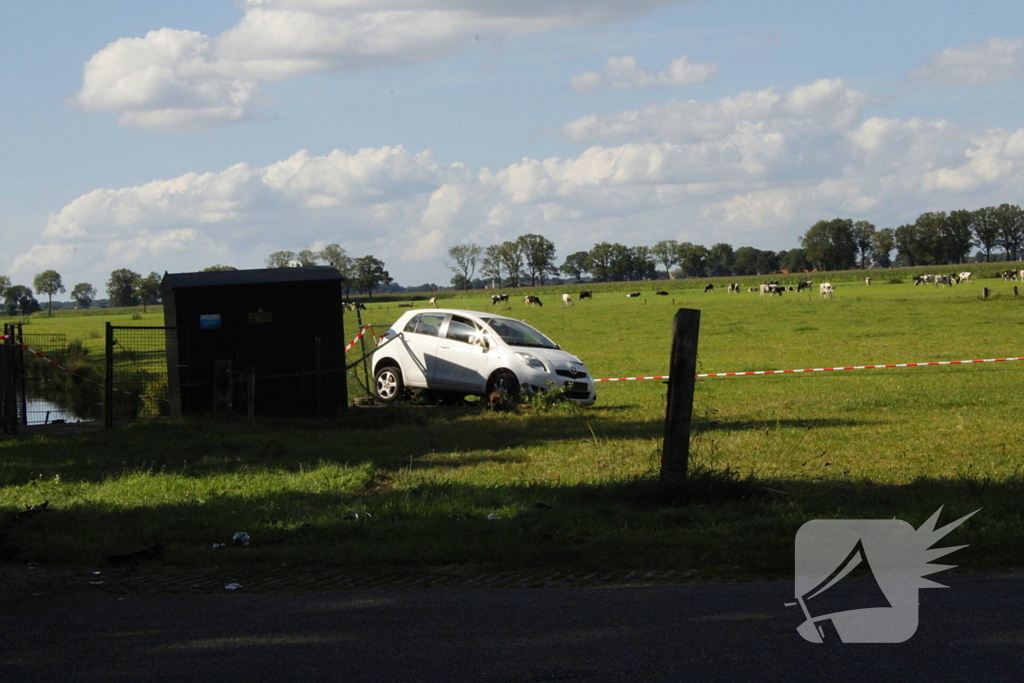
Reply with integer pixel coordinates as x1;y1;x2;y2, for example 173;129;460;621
1;465;1020;576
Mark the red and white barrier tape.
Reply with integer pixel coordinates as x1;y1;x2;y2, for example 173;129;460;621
344;325;375;352
1;336;166;402
595;355;1024;382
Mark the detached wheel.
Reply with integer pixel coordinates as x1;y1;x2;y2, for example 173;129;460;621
374;366;404;404
487;370;520;399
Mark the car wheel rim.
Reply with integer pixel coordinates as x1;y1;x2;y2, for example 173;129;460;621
377;372;397;399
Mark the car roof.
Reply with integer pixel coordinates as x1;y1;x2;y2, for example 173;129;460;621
397;308;515;322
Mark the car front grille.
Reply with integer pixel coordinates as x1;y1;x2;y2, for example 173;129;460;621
555;369;588;379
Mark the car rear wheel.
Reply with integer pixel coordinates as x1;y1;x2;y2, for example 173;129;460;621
374;366;404;404
486;370;520;399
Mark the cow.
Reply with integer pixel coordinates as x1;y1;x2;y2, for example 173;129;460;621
797;280;813;293
429;297;438;307
491;294;509;305
727;283;740;293
865;277;872;286
704;284;714;293
958;272;972;283
561;293;573;307
655;291;669;296
1001;270;1017;282
748;287;759;293
934;274;953;287
524;295;543;307
913;274;934;286
759;283;783;297
343;301;366;311
578;290;593;301
819;282;834;298
626;292;641;298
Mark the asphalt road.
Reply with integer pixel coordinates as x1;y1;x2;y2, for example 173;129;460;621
2;574;1022;682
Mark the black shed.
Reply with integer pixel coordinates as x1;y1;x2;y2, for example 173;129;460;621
161;267;346;418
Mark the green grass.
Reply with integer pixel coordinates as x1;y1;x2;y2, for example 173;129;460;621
2;277;1023;578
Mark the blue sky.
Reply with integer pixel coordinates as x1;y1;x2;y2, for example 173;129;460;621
3;0;1024;291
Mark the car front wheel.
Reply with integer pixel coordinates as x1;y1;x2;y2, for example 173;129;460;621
374;366;404;404
486;370;520;399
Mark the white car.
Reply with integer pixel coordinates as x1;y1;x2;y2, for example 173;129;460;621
371;308;596;406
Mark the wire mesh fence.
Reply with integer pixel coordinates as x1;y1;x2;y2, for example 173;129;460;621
105;325;182;427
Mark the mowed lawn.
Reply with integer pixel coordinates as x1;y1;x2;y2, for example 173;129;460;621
2;279;1022;577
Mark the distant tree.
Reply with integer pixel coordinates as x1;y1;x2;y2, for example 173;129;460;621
71;282;97;309
481;245;505;288
106;268;142;307
627;246;657;280
559;251;589;283
894;223;925;266
265;250;296;268
446;243;483;291
945;210;976;264
852;220;876;267
294;249;321;267
801;218;857;271
605;243;633;281
731;246;760;275
587;242;616;282
971;207;1000;262
994;203;1024;261
0;274;11;301
678;243;709;278
33;270;65;317
517;234;557;286
871;228;895;268
496;240;526;287
353;256;393;297
755;249;780;275
4;285;40;316
707;243;735;276
651;240;680;278
913;211;949;264
319;244;354;297
137;272;162;312
201;265;237;271
779;248;810;273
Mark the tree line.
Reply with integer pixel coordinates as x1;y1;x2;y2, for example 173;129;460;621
445;205;1024;287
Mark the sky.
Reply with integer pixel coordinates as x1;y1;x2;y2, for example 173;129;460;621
3;0;1024;292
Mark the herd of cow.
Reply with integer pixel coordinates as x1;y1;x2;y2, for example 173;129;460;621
415;269;1024;309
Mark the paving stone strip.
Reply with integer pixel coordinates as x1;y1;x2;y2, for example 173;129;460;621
0;566;702;594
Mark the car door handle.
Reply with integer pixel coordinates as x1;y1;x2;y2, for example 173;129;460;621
438;344;450;349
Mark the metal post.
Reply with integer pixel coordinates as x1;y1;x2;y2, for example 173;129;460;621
314;336;323;417
104;322;114;429
662;308;701;480
357;308;372;398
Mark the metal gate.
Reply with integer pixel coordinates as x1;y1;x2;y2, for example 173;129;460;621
104;324;184;428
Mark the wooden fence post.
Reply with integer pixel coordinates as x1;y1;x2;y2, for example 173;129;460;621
662;308;700;480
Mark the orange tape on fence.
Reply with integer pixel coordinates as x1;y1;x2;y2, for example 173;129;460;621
595;355;1024;382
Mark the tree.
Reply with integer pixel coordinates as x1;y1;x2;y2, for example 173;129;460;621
33;270;65;317
994;203;1024;261
914;211;948;264
871;228;895;268
730;247;761;275
137;272;162;313
319;244;354;297
627;246;657;281
4;285;40;316
587;242;616;282
707;243;734;276
945;210;976;264
353;256;393;297
0;275;11;303
971;207;999;262
852;220;876;268
755;249;780;275
265;250;296;268
201;265;237;271
496;240;526;288
801;218;857;271
518;234;557;286
481;244;505;287
294;249;321;267
446;243;483;291
779;248;810;273
651;240;680;278
106;269;141;307
894;223;924;266
678;243;709;278
71;282;97;309
559;251;589;283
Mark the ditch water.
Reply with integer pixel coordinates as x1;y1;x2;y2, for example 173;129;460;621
24;397;93;425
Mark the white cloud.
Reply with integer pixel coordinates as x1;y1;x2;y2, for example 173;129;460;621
75;0;683;130
910;37;1024;85
570;55;717;91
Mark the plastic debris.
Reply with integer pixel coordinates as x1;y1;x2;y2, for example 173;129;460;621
232;532;250;547
224;583;243;590
343;511;372;522
212;543;227;550
486;513;501;521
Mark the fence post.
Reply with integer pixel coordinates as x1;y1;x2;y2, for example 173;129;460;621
983;287;990;299
104;322;113;429
314;336;323;417
1;336;17;434
662;308;700;480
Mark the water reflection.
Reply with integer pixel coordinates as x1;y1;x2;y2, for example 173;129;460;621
25;397;91;425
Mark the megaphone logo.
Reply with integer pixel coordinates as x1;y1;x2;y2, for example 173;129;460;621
789;507;979;643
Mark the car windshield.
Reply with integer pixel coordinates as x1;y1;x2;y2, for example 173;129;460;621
479;316;559;349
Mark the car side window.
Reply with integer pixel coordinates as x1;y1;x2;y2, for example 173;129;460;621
446;315;481;344
405;313;446;337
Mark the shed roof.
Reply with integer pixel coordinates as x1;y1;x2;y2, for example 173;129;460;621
161;267;344;291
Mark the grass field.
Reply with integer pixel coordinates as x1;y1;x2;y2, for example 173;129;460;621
2;272;1022;578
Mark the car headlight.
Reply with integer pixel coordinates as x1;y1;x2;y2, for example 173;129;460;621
514;352;547;371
